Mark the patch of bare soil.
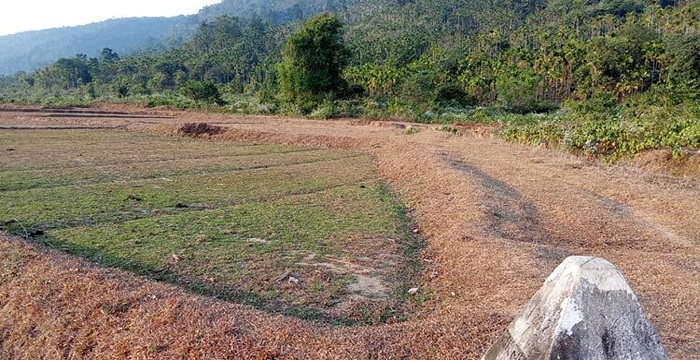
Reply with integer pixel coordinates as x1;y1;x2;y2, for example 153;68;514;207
0;106;698;358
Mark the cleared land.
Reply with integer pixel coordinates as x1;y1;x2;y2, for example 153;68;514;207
0;127;422;327
0;106;698;359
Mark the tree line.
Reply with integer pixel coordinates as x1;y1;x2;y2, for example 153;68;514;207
0;0;697;117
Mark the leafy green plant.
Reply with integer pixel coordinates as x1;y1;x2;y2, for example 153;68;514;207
277;13;350;112
433;84;473;108
403;126;420;135
182;80;226;106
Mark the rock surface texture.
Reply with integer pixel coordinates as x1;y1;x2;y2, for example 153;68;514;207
482;256;669;360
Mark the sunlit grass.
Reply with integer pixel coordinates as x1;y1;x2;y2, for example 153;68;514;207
0;128;422;325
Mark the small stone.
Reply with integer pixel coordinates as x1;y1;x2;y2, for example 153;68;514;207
126;194;142;202
170;254;180;264
408;287;419;295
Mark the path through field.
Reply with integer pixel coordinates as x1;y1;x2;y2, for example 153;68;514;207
1;106;698;359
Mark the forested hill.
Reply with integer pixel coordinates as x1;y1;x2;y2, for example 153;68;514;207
198;0;358;23
0;0;550;75
2;0;698;104
0;0;348;75
0;17;195;75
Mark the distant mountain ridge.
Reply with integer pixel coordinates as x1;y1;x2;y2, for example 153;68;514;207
0;0;344;75
0;16;198;75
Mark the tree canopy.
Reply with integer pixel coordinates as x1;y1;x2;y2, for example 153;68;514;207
0;0;698;115
277;13;350;111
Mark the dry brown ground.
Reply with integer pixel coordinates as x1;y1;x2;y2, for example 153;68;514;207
1;105;698;359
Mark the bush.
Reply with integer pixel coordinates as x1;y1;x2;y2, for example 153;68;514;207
398;71;435;105
116;84;129;98
433;84;473;108
496;71;556;114
309;99;338;120
182;80;225;106
498;97;700;160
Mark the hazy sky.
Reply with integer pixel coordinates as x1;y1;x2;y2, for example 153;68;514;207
0;0;222;36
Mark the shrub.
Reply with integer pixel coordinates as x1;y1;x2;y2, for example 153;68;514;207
433;84;473;108
403;126;420;135
182;80;225;106
309;99;338;120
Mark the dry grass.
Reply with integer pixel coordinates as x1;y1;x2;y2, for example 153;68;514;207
631;148;700;178
1;106;698;359
1;125;420;326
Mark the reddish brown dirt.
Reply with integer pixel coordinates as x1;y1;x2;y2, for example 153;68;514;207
1;106;698;359
632;148;700;178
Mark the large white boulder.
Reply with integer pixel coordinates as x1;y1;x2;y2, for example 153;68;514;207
482;256;668;360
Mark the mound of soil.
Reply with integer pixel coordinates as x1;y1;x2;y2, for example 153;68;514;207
177;123;226;137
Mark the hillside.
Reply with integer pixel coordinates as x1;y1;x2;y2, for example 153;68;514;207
0;16;196;75
0;0;697;166
0;0;348;75
198;0;357;23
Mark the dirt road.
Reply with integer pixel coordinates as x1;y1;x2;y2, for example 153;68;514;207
1;106;698;358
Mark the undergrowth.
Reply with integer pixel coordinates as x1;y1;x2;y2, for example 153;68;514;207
498;98;700;160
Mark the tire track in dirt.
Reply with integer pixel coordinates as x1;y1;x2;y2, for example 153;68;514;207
585;189;693;248
433;133;699;357
438;152;548;245
436;150;578;270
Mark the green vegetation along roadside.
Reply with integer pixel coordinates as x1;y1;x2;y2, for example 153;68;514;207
0;128;424;325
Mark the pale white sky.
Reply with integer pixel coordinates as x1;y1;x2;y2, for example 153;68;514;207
0;0;222;36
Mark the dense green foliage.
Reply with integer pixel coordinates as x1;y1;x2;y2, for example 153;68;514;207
182;80;226;105
0;0;698;160
278;14;350;112
500;99;700;158
0;0;346;76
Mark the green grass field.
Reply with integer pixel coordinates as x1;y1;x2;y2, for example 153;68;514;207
0;129;422;325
